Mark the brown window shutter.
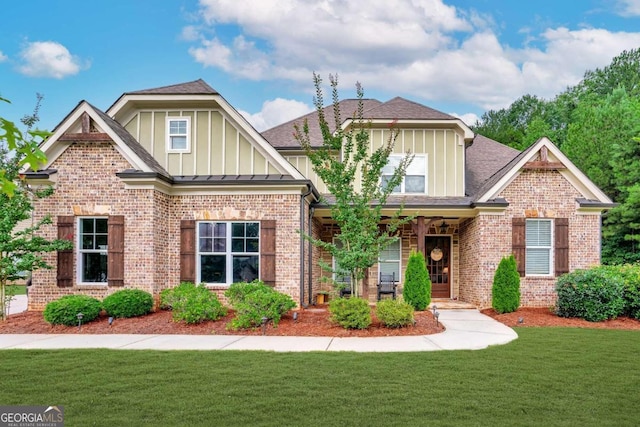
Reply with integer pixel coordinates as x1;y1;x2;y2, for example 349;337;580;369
555;218;569;276
108;215;125;286
260;220;276;287
512;218;526;277
180;220;196;283
57;216;75;287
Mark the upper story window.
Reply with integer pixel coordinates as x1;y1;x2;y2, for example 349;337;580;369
526;219;553;276
381;155;427;194
166;117;190;152
78;217;108;283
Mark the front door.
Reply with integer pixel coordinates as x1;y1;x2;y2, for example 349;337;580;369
426;236;450;298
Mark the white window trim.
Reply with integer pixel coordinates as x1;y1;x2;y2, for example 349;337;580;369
166;116;191;153
382;154;427;194
77;217;108;286
525;219;554;277
378;238;402;283
196;221;260;286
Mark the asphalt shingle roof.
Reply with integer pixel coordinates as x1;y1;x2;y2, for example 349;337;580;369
126;79;218;95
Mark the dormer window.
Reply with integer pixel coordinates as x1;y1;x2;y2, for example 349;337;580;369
166;117;190;152
381;155;427;194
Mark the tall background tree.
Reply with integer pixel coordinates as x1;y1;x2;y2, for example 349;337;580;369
472;48;640;264
295;74;413;297
0;95;72;320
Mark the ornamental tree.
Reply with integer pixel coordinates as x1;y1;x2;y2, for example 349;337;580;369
294;73;413;297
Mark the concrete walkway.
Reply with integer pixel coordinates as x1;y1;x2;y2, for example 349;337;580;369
0;305;518;352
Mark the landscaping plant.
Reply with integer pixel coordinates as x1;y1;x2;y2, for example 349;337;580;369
403;250;430;310
491;254;521;314
43;294;102;326
328;297;371;329
161;282;227;324
102;289;154;318
556;267;625;321
225;280;296;329
376;299;415;328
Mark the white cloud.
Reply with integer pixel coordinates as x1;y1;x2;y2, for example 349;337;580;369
180;25;201;41
616;0;640;16
451;112;480;127
240;98;313;131
0;51;7;62
18;41;86;78
187;0;640;113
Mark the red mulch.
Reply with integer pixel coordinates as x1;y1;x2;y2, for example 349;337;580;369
2;307;639;337
0;307;444;337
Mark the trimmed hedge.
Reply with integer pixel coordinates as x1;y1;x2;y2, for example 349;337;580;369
376;299;414;328
102;289;153;318
556;267;625;322
492;255;521;314
43;295;102;326
329;297;371;329
225;280;296;329
161;282;227;324
403;250;431;310
615;264;640;320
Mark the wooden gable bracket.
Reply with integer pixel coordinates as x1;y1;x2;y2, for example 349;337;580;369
523;146;566;170
58;112;111;142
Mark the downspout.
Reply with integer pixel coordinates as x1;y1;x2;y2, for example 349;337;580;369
308;205;315;305
299;185;314;308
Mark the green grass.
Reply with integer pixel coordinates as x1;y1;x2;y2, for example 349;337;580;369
1;328;639;426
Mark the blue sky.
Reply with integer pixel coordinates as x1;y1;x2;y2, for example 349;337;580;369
2;0;640;132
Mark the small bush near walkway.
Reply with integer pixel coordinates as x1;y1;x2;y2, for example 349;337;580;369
556;267;625;322
102;289;153;318
403;250;431;310
376;299;414;328
225;280;296;329
329;297;371;329
161;282;227;324
43;295;102;326
492;255;521;314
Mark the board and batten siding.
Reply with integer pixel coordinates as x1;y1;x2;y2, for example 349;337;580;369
124;110;280;176
285;127;465;196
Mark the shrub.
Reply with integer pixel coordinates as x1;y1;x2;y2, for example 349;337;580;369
606;264;640;320
328;297;371;329
491;255;521;314
162;282;227;324
403;250;431;310
556;267;625;322
376;299;414;328
225;280;296;329
102;289;153;318
43;295;102;326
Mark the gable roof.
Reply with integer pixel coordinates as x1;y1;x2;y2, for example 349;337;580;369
362;97;455;120
125;79;218;95
465;134;520;197
475;137;614;204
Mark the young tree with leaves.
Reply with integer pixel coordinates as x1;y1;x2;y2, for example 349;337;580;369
294;74;413;297
0;95;72;320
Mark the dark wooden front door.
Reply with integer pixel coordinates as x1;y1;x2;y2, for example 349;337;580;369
426;236;450;298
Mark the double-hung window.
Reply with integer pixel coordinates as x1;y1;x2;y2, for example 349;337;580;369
78;217;108;283
379;239;401;281
197;222;260;285
381;155;426;193
525;219;553;275
167;117;190;152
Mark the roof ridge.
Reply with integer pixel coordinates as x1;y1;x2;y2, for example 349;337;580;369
126;79;218;95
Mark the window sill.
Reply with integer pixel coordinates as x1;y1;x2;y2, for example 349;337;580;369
76;283;108;289
204;284;230;290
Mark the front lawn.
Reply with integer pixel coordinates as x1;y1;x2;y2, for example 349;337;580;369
1;328;638;426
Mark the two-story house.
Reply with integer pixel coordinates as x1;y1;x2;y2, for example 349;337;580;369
24;79;614;310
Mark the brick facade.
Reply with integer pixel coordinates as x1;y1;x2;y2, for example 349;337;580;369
29;141;307;310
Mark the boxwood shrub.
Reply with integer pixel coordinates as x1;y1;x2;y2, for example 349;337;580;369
556;267;625;322
329;297;371;329
376;299;414;328
161;282;227;324
225;280;296;329
102;289;153;318
43;295;102;326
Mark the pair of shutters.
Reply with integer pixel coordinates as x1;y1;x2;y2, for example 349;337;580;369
56;215;125;287
512;217;569;277
179;219;276;286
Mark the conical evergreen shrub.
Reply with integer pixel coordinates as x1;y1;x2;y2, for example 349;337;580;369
492;254;521;313
402;250;431;310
